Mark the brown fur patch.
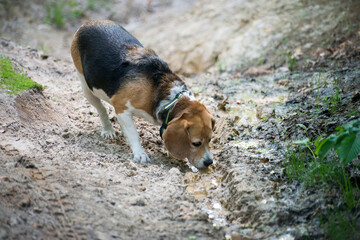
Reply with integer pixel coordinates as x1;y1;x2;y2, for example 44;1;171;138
110;77;155;115
125;45;157;64
70;34;83;74
82;19;116;27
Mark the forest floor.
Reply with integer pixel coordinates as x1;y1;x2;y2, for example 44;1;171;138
0;0;360;239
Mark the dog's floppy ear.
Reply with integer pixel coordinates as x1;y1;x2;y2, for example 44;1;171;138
163;118;190;160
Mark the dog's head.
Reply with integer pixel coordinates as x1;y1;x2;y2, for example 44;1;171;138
163;101;215;168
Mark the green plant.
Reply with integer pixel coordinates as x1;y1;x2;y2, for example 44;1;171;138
45;0;85;28
45;1;66;28
322;38;330;45
316;118;360;165
322;211;358;240
284;144;342;187
39;43;49;54
293;124;325;160
310;73;342;113
293;138;316;160
257;56;265;65
217;62;227;72
0;56;43;95
285;122;360;191
87;0;95;10
313;73;325;105
325;76;342;113
284;146;308;181
68;0;84;20
285;124;334;186
332;76;342;103
285;50;296;71
344;17;352;32
337;168;360;209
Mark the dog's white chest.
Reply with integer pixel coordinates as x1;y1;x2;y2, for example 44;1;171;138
125;101;158;124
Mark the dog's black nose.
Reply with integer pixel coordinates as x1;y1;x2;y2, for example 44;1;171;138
203;158;213;167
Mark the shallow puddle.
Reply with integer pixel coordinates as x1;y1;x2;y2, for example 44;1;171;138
184;168;217;200
184;165;228;227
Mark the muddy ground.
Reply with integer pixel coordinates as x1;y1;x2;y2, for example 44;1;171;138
1;0;360;239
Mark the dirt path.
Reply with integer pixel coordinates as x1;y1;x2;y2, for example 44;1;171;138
0;39;230;239
0;38;331;239
1;1;359;239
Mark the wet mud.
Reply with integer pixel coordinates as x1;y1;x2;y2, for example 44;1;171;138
1;0;360;239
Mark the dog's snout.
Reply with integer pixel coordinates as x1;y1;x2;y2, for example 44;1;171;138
203;158;213;167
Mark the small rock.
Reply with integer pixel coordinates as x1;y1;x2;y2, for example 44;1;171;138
0;176;11;182
54;211;64;216
231;232;252;240
124;161;137;171
130;197;147;206
277;79;290;86
169;167;181;175
127;170;136;177
9;215;19;226
62;132;71;138
33;206;42;213
19;197;31;208
193;211;208;221
46;137;56;145
16;157;36;169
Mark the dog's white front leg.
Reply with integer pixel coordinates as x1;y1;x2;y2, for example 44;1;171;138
116;111;150;163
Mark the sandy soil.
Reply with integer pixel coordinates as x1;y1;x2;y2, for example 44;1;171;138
0;39;227;239
1;0;359;239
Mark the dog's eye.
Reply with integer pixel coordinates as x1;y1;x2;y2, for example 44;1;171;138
192;142;202;147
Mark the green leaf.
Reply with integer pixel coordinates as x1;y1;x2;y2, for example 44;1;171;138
349;127;360;134
315;137;336;159
335;125;344;132
297;124;307;131
334;132;350;149
293;138;310;145
314;134;326;148
337;134;360;164
342;118;360;131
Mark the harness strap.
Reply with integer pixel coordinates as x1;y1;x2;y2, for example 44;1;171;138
159;91;187;138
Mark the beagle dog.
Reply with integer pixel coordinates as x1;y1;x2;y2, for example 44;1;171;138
71;20;215;168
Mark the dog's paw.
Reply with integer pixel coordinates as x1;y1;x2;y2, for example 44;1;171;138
133;151;151;163
101;128;117;139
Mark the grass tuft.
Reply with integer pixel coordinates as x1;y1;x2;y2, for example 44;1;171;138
45;0;85;28
284;145;343;187
0;56;43;95
322;210;359;240
284;121;360;239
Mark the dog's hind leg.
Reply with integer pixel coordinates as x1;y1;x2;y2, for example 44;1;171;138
77;73;116;139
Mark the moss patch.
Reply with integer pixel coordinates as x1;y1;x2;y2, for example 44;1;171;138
0;56;43;95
